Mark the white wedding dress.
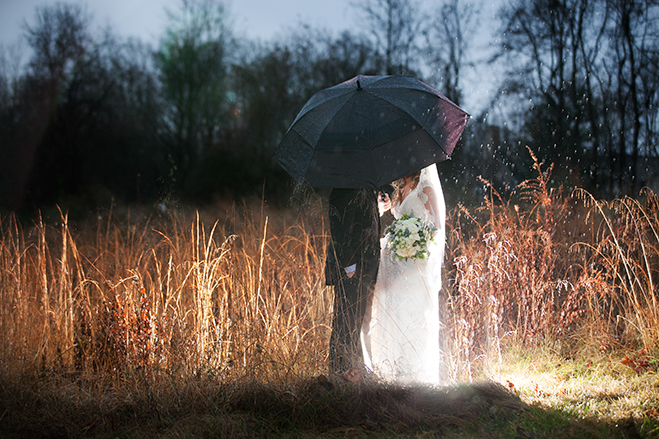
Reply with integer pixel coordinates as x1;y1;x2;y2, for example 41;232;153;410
361;164;446;385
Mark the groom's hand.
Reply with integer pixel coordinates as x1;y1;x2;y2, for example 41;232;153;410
378;192;391;216
345;264;357;278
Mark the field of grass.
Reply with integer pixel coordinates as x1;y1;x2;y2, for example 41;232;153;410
1;154;659;438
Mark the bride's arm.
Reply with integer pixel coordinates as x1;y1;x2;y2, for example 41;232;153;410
422;185;446;232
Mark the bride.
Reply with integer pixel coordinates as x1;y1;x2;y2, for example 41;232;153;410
361;163;446;385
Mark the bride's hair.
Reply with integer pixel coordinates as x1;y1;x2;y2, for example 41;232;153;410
391;170;421;205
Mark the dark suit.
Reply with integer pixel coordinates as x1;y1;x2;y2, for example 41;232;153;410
325;188;380;373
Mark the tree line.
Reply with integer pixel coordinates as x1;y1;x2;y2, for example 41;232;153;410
494;0;659;197
0;0;658;217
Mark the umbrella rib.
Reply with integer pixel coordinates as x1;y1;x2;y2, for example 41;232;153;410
362;90;455;157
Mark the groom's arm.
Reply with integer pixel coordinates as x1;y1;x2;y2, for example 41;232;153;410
329;190;370;273
336;202;363;269
329;189;380;281
329;190;359;275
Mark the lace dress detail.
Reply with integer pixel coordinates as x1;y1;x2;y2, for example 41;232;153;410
361;164;446;385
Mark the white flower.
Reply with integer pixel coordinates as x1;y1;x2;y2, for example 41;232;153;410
396;247;416;258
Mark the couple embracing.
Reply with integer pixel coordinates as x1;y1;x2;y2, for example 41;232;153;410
326;163;446;385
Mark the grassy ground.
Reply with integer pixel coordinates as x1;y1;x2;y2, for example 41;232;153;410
2;348;658;438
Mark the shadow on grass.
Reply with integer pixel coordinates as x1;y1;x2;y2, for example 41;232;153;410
0;376;653;438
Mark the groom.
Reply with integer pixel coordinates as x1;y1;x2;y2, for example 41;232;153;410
325;188;387;374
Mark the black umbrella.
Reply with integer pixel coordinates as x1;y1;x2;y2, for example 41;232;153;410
274;75;470;188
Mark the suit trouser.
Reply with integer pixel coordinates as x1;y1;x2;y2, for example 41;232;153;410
329;266;377;373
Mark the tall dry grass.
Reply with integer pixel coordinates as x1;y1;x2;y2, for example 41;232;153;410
0;199;332;389
0;151;658;391
445;148;659;380
573;187;659;347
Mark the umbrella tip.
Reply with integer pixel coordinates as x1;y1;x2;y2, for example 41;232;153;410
357;78;362;90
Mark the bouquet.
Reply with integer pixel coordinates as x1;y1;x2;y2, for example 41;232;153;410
385;214;437;261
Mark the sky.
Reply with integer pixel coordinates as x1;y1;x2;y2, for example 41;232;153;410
0;0;503;115
0;0;356;47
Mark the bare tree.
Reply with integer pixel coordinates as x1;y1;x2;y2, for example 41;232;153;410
0;42;25;107
350;0;422;75
574;0;609;190
314;30;382;87
0;3;94;209
496;0;619;191
424;0;480;106
24;3;92;83
607;0;659;193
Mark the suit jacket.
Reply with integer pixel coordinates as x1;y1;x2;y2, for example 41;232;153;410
325;188;381;286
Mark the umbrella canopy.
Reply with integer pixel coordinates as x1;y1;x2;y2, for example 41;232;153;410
274;75;470;188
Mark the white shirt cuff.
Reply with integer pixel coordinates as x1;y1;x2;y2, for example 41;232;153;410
344;264;357;275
